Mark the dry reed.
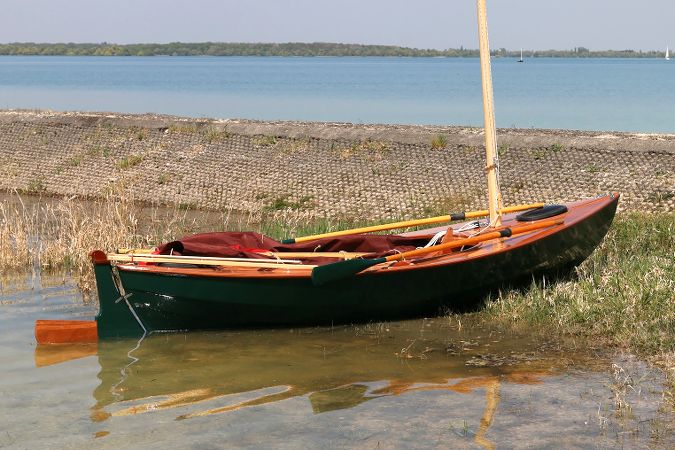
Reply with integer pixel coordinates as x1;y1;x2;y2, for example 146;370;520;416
0;189;342;295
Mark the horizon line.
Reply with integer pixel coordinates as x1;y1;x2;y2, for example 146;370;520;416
0;41;670;53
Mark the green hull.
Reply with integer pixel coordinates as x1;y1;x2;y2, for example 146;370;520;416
94;196;618;338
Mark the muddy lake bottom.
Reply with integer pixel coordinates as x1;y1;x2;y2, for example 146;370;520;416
0;272;672;449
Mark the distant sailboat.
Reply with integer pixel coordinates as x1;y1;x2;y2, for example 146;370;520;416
518;48;524;63
666;46;670;61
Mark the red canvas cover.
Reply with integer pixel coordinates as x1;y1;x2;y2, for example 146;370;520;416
156;231;435;263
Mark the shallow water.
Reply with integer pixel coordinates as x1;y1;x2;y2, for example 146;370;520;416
0;273;671;449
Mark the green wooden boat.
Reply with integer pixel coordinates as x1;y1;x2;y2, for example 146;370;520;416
34;0;619;343
83;195;618;339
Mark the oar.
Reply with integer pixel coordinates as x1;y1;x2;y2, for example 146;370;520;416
108;254;316;270
311;218;563;286
35;320;98;344
282;202;544;244
115;249;366;260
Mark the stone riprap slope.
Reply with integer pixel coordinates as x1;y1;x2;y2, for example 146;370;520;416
1;110;673;219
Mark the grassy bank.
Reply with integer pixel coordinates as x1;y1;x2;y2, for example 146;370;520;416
477;213;673;353
1;192;673;365
473;212;674;392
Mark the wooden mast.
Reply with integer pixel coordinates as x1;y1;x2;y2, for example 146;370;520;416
476;0;503;226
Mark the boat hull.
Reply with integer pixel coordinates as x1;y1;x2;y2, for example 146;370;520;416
93;195;619;338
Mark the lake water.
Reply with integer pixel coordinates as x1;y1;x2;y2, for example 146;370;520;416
1;272;671;449
1;56;674;132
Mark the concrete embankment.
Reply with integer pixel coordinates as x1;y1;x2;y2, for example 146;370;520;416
1;110;673;219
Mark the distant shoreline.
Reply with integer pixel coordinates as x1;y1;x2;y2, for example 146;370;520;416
0;42;669;58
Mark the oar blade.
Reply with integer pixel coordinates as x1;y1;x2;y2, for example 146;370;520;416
311;257;386;286
35;320;98;344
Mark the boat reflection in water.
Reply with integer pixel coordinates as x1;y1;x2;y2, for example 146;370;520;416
36;320;590;448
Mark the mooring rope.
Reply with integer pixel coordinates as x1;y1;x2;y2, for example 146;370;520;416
111;265;148;336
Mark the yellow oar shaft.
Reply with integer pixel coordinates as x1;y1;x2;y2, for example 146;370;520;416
466;202;544;218
291;202;544;243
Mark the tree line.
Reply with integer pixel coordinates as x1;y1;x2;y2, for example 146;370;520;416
0;42;667;58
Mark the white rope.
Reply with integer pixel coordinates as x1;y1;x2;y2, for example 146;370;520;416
423;230;447;248
457;220;482;233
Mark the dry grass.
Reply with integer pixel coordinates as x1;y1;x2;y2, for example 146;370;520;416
0;190;352;295
1;190;174;293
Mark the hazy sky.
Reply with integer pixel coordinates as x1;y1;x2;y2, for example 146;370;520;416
1;0;673;51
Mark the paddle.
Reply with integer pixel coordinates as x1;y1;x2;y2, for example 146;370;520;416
281;202;544;244
311;218;563;286
35;320;98;344
107;253;316;270
115;249;367;260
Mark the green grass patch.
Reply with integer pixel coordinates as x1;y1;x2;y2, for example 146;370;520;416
263;195;314;212
338;139;389;159
587;164;600;173
252;135;278;147
168;123;199;134
25;177;46;193
157;173;171;185
430;134;448;150
475;213;674;358
258;215;379;242
135;129;147;141
68;155;83;167
647;190;675;205
202;126;230;143
178;201;198;210
86;145;111;158
117;154;144;170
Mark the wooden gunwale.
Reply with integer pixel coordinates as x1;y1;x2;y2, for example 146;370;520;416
114;195;618;280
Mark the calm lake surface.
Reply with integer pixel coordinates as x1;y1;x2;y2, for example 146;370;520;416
1;56;674;132
0;272;671;449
